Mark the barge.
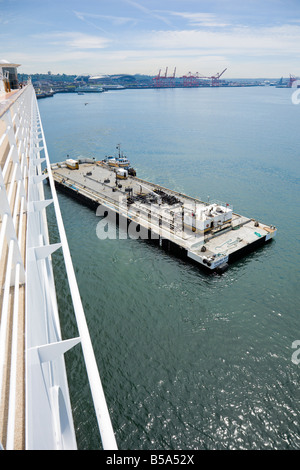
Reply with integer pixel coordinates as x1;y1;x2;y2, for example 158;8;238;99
49;157;276;273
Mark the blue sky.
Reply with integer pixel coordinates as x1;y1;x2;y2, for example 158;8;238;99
1;0;300;77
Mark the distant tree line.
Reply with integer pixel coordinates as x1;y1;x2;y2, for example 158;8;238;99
18;73;77;83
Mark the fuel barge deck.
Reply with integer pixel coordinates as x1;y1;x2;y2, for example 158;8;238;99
49;159;277;273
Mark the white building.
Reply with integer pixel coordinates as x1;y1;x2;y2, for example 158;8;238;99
0;59;20;94
184;202;233;233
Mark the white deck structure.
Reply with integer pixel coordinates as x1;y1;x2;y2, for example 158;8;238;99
0;80;117;449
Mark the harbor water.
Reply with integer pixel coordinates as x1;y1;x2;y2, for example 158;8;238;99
39;86;300;450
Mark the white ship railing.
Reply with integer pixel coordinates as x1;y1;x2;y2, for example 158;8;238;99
0;84;117;449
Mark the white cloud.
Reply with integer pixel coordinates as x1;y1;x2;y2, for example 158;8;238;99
66;33;111;49
13;11;300;77
139;24;300;57
32;32;111;49
170;12;230;27
125;0;173;26
74;10;136;27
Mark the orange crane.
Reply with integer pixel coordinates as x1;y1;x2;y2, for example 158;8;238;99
182;72;203;87
171;67;176;87
153;67;176;87
153;69;161;87
205;68;227;86
289;74;297;87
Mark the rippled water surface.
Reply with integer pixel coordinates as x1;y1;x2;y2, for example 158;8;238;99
39;86;300;450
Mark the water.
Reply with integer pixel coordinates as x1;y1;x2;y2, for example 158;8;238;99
39;86;300;450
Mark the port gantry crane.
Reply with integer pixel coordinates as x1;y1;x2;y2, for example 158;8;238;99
180;68;228;87
205;68;227;87
153;67;176;87
289;74;298;87
153;67;228;87
182;72;203;87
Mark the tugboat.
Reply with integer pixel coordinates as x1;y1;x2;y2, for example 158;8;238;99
103;144;130;168
104;156;118;167
117;156;131;167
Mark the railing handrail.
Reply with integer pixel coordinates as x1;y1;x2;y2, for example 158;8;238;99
0;86;29;449
34;90;118;450
0;84;117;449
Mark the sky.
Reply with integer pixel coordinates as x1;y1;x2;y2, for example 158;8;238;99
1;0;300;78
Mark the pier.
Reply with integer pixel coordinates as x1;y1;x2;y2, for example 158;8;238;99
50;160;277;273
